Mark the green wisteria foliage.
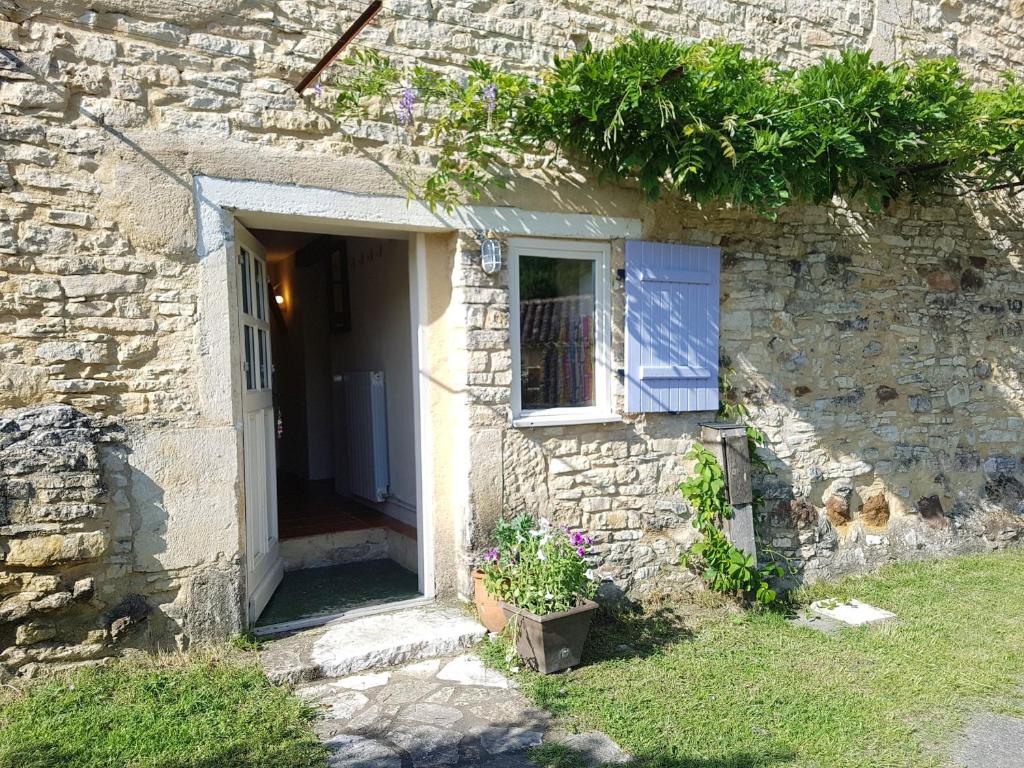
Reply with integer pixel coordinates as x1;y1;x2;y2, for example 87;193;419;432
335;33;1024;213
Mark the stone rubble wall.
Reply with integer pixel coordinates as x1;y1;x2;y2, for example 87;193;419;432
0;0;1023;658
0;405;134;677
458;194;1024;598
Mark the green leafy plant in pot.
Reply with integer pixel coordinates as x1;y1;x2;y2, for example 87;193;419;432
482;516;599;674
474;514;536;633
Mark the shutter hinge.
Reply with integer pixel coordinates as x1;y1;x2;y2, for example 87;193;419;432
616;368;625;382
615;268;626;281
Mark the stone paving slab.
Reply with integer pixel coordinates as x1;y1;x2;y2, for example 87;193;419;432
261;605;486;684
808;599;896;627
297;652;630;768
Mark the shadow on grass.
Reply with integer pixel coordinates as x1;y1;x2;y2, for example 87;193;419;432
530;742;798;768
580;605;696;665
1;742;328;768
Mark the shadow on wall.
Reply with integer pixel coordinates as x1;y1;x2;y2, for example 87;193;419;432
492;190;1024;597
127;440;244;652
668;191;1024;588
0;404;246;674
0;405;186;674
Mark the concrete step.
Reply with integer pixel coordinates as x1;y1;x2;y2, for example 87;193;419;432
260;603;486;684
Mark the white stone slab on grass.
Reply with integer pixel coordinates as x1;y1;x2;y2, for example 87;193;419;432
809;598;896;626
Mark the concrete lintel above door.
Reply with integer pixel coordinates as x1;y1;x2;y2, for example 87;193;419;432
194;176;642;240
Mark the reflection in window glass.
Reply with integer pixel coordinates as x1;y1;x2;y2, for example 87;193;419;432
244;325;255;391
518;255;595;409
254;259;265;321
240;248;251;315
257;328;268;390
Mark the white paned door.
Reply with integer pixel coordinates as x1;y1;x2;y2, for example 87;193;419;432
235;223;283;621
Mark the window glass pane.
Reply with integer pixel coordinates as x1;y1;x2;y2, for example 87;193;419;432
254;259;265;321
244;325;254;391
519;255;596;409
257;328;268;390
240;248;251;315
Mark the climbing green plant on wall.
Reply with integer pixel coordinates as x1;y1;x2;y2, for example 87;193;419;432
679;444;782;605
334;33;1024;213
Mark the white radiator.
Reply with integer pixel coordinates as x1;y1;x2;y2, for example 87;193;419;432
335;371;390;503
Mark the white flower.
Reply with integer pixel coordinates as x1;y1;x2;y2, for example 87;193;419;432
529;528;542;538
545;592;554;601
585;569;595;581
537;548;548;561
539;516;551;529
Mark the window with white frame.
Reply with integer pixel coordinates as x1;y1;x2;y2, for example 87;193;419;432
509;238;614;426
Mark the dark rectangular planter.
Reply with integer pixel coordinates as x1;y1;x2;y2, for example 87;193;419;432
500;599;598;674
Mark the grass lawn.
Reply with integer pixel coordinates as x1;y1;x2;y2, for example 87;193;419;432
509;549;1024;768
0;651;328;768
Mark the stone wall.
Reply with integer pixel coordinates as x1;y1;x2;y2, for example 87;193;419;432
0;404;242;678
457;193;1024;598
0;405;130;677
1;0;1024;659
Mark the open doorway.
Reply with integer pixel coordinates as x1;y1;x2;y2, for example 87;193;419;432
241;224;422;631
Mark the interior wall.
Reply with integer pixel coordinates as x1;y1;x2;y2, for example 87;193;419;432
296;256;334;480
268;253;309;479
332;237;417;524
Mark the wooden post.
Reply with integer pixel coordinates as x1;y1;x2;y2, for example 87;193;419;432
700;423;756;558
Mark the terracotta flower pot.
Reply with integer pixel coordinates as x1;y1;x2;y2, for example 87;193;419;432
472;569;507;634
500;599;598;674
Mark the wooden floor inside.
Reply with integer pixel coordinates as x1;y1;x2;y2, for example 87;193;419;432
277;474;417;541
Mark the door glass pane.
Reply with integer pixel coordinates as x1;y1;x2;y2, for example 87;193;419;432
254;259;265;321
518;255;596;409
257;328;268;390
240;247;251;316
244;325;255;391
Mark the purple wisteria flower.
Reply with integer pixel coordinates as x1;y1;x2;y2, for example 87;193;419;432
482;83;498;114
398;86;418;126
313;79;323;97
484;547;500;562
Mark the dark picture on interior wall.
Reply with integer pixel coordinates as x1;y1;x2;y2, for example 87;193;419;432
329;243;351;332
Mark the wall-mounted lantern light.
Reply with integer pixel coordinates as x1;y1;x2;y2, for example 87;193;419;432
480;238;503;275
275;294;285;306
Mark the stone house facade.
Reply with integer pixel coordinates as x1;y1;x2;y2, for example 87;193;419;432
1;0;1023;673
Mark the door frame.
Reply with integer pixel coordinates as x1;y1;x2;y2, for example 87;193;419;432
193;176;642;628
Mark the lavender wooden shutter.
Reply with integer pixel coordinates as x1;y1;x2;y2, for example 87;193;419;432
625;241;720;413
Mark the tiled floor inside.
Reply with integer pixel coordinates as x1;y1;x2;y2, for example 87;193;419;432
277;474;417;541
256;559;420;628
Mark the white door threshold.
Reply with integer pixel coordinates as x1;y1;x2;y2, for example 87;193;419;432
259;602;486;684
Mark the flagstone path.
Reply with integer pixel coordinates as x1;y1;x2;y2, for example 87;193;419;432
295;652;629;768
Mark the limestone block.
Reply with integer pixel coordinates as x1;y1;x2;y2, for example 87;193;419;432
5;531;108;567
0;82;68;111
35;341;111;364
60;274;145;299
15;621;55;646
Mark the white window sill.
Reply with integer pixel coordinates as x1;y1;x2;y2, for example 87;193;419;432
511;411;624;429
